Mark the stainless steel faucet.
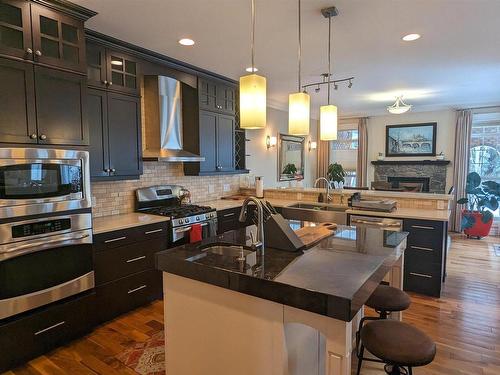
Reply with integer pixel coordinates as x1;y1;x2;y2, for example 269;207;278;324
239;196;264;252
314;177;332;202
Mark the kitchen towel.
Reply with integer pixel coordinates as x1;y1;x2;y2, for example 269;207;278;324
189;224;203;243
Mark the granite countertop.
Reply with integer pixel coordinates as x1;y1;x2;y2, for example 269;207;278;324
202;198;451;222
156;223;408;321
93;212;170;234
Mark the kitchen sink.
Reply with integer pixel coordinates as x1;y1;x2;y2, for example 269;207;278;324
186;243;258;273
281;202;347;224
200;244;255;258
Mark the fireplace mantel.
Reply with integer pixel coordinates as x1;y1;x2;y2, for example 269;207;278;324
371;160;451;166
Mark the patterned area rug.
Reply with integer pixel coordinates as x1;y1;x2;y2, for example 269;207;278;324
116;331;165;375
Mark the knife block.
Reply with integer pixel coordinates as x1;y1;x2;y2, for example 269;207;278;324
264;214;304;252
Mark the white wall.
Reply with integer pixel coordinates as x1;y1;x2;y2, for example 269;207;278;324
366;109;456;189
245;107;318;188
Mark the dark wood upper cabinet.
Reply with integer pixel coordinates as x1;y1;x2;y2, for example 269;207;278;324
34;66;88;145
0;0;32;60
217;114;235;172
30;3;86;73
198;78;236;115
87;89;142;180
86;42;140;95
0;57;37;143
198;111;217;173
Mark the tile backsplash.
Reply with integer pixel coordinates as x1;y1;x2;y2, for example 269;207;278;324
91;162;240;217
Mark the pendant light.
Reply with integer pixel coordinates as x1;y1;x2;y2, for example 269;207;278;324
387;96;412;114
239;0;266;129
320;8;338;141
289;0;310;136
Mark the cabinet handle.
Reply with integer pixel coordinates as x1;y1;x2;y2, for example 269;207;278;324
34;321;66;336
145;228;163;235
39;134;47;140
104;168;111;173
29;133;37;139
110;168;116;173
411;225;435;230
108;81;113;86
102;80;108;85
126;255;146;263
26;48;33;55
410;245;434;252
35;50;42;57
409;272;432;279
128;285;147;294
104;236;126;243
223;212;235;218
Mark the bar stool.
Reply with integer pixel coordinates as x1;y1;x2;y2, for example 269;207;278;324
356;320;436;375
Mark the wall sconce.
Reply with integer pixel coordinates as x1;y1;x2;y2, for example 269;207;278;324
266;135;277;149
308;140;317;151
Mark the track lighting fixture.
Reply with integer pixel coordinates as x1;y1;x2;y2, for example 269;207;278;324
348;80;353;88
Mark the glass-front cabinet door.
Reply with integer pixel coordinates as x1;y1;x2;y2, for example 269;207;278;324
106;52;139;95
30;3;86;73
0;0;32;59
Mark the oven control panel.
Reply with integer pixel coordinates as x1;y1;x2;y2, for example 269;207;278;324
12;218;71;238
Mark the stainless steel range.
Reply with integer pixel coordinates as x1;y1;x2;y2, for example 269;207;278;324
136;185;217;245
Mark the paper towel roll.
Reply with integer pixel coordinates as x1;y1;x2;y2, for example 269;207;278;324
255;176;264;198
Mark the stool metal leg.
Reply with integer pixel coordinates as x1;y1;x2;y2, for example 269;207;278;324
356;345;364;375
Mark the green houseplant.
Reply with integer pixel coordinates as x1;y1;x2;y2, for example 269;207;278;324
327;163;346;187
457;172;499;238
282;163;297;175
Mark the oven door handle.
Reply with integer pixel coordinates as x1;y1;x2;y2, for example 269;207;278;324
174;222;209;233
0;230;92;262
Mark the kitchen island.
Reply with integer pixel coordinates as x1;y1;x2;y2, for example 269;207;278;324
156;223;408;375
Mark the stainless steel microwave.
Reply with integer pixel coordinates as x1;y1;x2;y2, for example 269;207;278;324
0;148;91;219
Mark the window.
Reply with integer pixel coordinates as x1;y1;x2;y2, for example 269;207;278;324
470;111;500;220
330;129;358;187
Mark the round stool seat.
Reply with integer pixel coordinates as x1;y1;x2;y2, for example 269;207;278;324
361;320;436;367
366;285;411;312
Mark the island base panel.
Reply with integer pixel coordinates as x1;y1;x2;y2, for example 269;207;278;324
163;273;354;375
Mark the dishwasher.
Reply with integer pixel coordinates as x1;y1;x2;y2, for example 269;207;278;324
349;215;403;232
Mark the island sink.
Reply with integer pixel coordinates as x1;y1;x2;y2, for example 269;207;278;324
282;202;348;224
200;243;254;258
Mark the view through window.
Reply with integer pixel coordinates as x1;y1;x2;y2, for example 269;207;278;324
330;129;358;187
470;111;500;220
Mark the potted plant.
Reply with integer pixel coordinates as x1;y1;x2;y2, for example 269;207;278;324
282;163;297;176
327;163;346;189
457;172;499;238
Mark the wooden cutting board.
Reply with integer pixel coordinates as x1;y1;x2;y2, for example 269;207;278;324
295;223;337;248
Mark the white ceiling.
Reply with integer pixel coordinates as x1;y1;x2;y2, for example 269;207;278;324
74;0;500;117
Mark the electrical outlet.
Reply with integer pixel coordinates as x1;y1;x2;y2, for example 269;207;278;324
208;184;215;194
223;184;230;192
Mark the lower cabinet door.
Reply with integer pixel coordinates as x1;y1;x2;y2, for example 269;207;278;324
404;262;442;297
0;292;95;373
95;270;162;324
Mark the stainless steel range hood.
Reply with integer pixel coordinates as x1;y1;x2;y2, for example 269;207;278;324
143;75;204;162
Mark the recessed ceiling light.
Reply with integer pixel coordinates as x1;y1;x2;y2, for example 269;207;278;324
402;33;421;42
178;38;195;46
245;67;258;72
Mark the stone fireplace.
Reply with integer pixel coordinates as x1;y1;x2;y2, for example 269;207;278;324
372;160;450;193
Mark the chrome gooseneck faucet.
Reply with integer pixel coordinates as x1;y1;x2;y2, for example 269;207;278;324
239;196;264;252
315;177;332;202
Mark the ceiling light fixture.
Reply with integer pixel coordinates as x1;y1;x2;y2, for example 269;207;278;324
402;33;421;42
245;67;258;72
387;96;412;114
319;6;339;141
239;0;267;129
288;0;310;136
178;38;195;46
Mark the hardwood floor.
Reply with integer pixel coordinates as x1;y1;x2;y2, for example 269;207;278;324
3;234;499;375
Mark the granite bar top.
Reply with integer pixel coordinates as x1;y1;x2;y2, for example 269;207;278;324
93;212;170;235
156;223;408;322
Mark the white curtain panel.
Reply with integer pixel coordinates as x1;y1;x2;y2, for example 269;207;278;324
357;118;368;187
451;109;472;232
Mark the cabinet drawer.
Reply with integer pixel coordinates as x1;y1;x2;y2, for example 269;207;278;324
94;236;166;285
95;270;161;323
93;222;168;251
405;243;443;264
0;292;95;372
404;219;445;249
404;261;442;297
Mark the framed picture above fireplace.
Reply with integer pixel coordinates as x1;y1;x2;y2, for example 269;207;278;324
385;122;437;156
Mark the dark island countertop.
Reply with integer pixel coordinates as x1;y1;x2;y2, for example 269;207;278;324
155;223;408;322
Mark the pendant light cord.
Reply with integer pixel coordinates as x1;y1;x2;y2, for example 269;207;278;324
327;15;332;105
298;0;302;92
251;0;255;71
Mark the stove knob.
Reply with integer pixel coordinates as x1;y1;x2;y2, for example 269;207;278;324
185;218;190;223
196;216;200;220
178;219;184;224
